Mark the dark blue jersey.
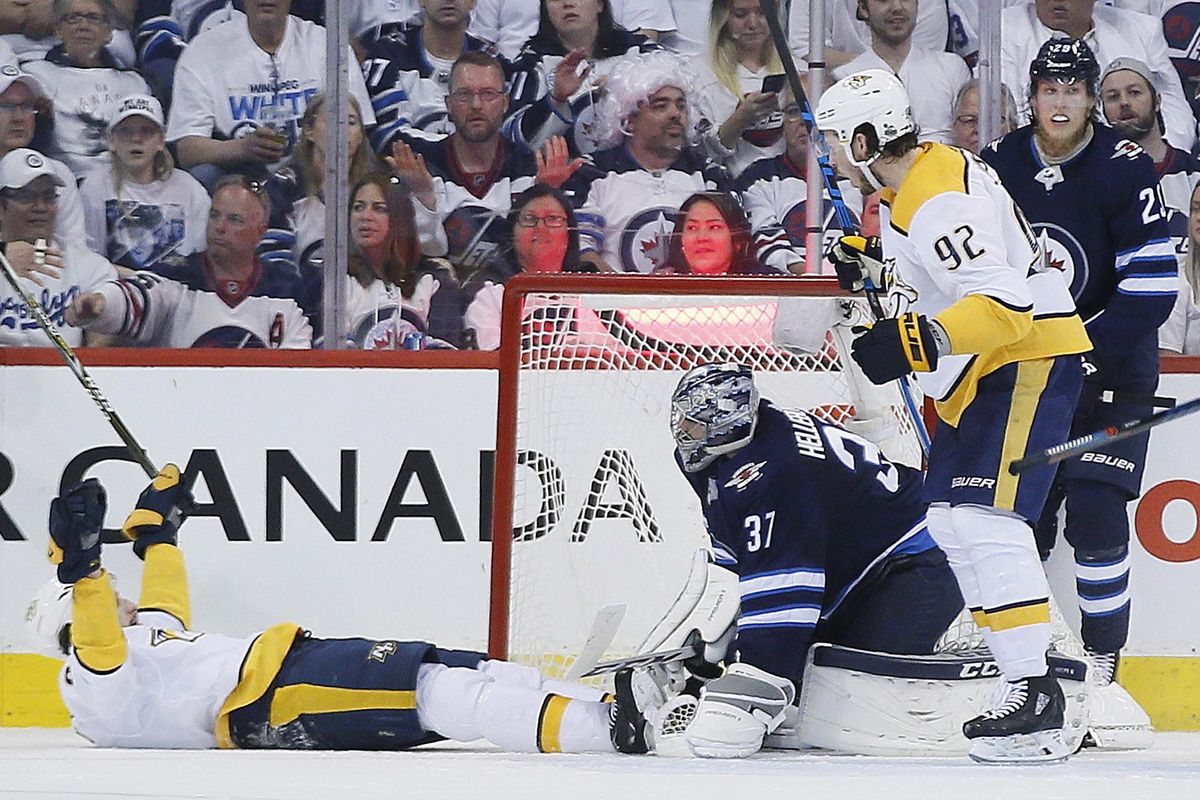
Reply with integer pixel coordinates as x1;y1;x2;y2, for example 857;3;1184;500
676;401;936;682
981;124;1176;369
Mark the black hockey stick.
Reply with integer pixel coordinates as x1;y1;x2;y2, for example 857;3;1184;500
757;0;931;456
581;642;700;678
0;250;157;479
1009;396;1200;474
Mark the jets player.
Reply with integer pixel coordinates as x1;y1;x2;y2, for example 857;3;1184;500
660;362;963;758
981;39;1175;727
818;69;1091;763
29;467;657;754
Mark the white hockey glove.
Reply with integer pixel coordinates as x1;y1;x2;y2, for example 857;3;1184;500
685;663;797;759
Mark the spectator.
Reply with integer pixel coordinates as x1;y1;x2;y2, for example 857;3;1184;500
3;0;136;67
344;172;461;349
691;0;786;178
0;147;116;346
78;93;209;272
1161;180;1200;354
166;0;376;188
566;49;735;272
737;94;864;274
1160;0;1200;127
361;0;498;148
833;0;970;145
260;92;380;301
1001;0;1196;151
462;183;593;349
788;0;949;71
950;78;1018;153
66;174;313;348
656;191;777;275
471;0;672;60
1100;56;1200;254
503;0;659;155
0;65;87;242
387;50;540;277
22;0;150;177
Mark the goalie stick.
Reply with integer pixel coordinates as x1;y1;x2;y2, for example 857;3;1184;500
581;642;700;678
756;0;930;457
1009;395;1200;474
0;249;157;479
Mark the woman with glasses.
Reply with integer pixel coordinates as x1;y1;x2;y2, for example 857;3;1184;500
462;183;594;350
23;0;149;178
690;0;788;179
657;191;779;276
504;0;659;155
78;94;210;272
342;172;462;349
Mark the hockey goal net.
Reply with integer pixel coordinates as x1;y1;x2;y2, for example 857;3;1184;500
488;275;936;677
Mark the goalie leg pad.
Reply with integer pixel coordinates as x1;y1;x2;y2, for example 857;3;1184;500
685;664;795;759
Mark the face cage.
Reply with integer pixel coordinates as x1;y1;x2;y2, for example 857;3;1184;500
670;404;720;472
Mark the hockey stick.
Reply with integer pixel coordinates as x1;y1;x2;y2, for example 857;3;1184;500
757;0;931;457
581;642;700;679
0;250;157;479
564;603;627;681
1008;396;1200;474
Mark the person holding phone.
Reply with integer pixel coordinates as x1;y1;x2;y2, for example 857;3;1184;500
690;0;786;178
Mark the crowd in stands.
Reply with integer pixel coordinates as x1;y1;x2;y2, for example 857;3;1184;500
0;0;1198;351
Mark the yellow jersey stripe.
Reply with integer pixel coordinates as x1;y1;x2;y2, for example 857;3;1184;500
214;622;304;748
987;600;1051;632
267;685;416;727
995;359;1055;511
138;543;191;629
536;694;572;753
881;144;969;233
71;571;128;674
970;608;990;630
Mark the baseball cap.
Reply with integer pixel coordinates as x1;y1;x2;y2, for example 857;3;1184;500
0;148;64;190
0;63;46;99
110;93;165;129
1101;57;1155;90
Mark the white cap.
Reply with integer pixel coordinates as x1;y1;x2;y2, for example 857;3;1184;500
0;63;46;99
110;93;164;129
0;148;65;190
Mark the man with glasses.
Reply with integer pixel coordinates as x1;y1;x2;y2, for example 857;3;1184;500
0;147;116;347
67;174;312;348
736;93;865;275
950;79;1018;155
166;0;375;188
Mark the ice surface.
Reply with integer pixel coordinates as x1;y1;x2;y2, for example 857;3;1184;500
2;728;1198;800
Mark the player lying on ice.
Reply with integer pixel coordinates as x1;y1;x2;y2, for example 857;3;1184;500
610;363;1100;764
26;466;661;753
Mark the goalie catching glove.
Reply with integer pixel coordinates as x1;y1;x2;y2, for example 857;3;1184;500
47;478;107;584
851;312;947;385
122;464;194;560
828;235;889;293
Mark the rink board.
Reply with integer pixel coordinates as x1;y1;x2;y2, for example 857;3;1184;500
1;356;1199;728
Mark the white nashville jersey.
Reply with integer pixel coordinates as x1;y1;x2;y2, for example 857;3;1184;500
60;609;253;749
879;144;1079;402
0;239;116;347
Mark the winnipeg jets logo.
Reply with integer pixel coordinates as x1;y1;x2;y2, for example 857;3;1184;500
620;207;679;272
1034;223;1089;299
1034;165;1063;191
725;461;767;491
1112;139;1144;160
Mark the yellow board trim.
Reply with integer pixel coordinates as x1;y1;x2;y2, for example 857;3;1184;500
537;695;572;753
0;654;70;727
986;601;1050;632
268;684;416;728
995;359;1054;511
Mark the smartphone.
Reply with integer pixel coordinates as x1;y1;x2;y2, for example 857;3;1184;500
761;74;786;95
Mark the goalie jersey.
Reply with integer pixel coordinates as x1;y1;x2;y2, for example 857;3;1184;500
676;400;937;683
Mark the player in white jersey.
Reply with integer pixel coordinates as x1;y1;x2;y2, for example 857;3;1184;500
30;465;663;752
817;70;1091;764
0;148;115;347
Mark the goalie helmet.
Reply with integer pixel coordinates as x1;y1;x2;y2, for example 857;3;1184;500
24;579;73;657
814;69;915;170
670;363;760;472
1029;37;1100;96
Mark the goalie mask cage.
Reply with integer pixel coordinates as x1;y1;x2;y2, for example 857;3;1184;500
487;275;930;676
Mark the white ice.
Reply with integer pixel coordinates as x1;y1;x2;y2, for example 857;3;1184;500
2;728;1199;800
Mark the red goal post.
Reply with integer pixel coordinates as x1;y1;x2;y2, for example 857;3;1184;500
487;274;928;675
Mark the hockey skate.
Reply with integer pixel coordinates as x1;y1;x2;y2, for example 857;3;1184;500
1082;651;1154;750
963;672;1071;764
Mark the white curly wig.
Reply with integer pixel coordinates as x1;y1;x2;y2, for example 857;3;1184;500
591;50;700;150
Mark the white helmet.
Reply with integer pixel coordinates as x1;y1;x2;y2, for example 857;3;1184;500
815;69;916;174
24;579;73;657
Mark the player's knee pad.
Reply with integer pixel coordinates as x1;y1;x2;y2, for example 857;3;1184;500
1064;481;1132;552
685;663;795;759
950;504;1047;607
925;504;981;607
415;664;493;744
